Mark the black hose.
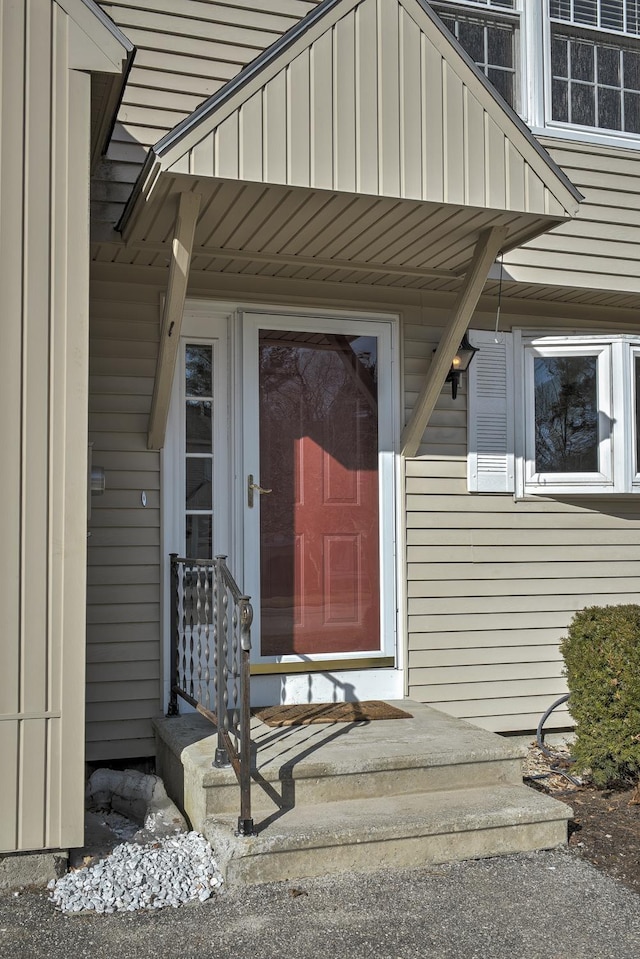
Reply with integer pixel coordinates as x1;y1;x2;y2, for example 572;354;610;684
536;693;572;760
532;693;582;787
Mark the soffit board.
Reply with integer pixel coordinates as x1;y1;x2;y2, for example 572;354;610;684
123;175;570;280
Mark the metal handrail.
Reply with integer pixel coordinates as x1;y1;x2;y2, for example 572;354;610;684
169;553;254;836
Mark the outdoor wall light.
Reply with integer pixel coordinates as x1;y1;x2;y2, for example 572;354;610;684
442;333;479;400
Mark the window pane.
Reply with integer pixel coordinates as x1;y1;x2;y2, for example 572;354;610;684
599;84;622;126
488;23;513;68
487;68;513;103
572;82;596;124
186;458;212;510
186;400;212;453
624;49;640;89
572;40;595;81
552;35;569;77
553;78;570;120
186;515;212;560
534;356;599;473
459;19;485;62
628;0;640;34
551;0;640;34
185;345;212;397
597;44;621;85
602;0;624;31
624;89;640;129
572;0;597;26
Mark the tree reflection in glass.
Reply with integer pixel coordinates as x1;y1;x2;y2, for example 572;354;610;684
534;355;599;472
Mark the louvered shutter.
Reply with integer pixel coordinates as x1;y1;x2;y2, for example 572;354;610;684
467;330;515;493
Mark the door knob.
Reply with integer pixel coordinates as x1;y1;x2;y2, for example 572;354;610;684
248;474;273;507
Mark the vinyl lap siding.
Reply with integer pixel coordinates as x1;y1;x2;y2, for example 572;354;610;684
507;138;640;295
404;320;640;733
87;274;163;760
93;1;321;231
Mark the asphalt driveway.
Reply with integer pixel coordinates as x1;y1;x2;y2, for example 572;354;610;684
1;849;639;959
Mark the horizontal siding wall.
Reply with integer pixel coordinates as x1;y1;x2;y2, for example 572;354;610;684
507;138;640;295
88;273;163;760
87;265;640;743
93;1;321;233
404;311;640;733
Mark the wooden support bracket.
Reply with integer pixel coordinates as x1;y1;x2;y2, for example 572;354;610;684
147;191;201;450
400;226;508;458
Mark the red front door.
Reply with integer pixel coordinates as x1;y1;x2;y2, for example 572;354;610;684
258;330;380;656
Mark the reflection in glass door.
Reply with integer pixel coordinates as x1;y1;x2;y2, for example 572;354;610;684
257;330;380;657
184;344;214;558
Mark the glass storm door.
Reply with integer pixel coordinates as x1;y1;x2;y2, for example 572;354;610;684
244;316;393;663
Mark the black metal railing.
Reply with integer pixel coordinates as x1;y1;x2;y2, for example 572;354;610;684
169;554;254;836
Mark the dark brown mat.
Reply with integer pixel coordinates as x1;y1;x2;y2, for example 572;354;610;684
253;701;412;726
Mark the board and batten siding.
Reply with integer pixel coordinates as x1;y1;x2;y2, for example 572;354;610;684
0;0;100;852
507;138;640;295
87;273;164;761
404;312;640;733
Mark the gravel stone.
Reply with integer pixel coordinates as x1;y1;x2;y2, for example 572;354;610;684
48;832;223;914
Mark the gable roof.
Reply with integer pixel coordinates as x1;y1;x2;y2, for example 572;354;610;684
115;0;580;289
124;0;579;219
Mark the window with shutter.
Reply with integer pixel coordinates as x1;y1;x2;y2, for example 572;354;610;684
468;331;640;496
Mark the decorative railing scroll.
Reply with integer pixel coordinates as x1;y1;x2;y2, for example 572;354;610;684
169;554;254;836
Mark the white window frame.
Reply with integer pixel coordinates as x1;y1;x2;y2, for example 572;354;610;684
632;345;640;484
538;0;640;145
522;339;612;492
517;333;640;496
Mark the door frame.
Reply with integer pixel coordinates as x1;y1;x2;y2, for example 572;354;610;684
162;299;404;708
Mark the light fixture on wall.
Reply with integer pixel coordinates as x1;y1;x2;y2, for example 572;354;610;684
444;333;478;400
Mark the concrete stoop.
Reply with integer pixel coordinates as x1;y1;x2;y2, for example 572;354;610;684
153;700;572;886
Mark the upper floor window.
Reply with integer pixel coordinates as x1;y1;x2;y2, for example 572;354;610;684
434;1;640;142
550;1;640;133
434;2;520;108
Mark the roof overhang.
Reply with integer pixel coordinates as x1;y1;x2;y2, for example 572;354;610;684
117;0;581;287
59;0;135;167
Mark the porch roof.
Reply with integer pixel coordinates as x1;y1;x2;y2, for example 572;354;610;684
117;0;581;285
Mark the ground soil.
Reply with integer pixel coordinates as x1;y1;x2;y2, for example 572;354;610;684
524;743;640;894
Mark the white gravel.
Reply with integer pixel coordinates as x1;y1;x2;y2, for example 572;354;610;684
48;832;223;914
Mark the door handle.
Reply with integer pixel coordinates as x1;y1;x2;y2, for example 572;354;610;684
248;474;273;508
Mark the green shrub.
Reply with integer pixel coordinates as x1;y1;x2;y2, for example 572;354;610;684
560;604;640;787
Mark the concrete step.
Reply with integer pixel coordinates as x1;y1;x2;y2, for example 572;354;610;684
203;783;572;886
155;703;528;826
193;751;525;819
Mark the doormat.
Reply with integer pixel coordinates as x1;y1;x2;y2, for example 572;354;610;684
253;701;412;726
